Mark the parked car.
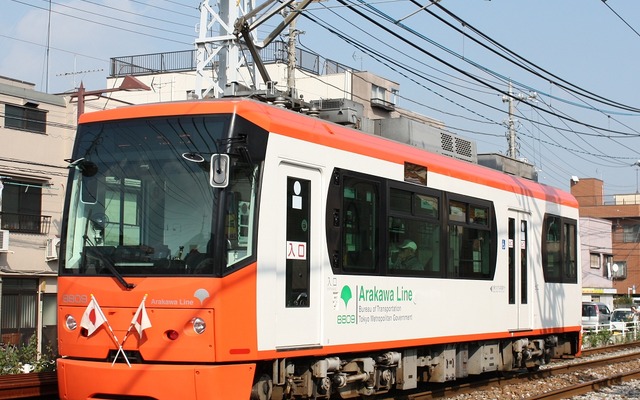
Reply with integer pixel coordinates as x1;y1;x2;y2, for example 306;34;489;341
610;308;639;332
582;302;611;330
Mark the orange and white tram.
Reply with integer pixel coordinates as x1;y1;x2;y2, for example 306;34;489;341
57;98;581;399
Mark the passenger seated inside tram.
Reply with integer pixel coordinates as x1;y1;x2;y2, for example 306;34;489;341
391;240;421;270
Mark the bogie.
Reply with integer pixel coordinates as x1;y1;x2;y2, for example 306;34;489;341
258;334;577;399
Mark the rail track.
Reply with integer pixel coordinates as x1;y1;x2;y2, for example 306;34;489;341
0;371;57;399
378;342;640;400
2;343;640;400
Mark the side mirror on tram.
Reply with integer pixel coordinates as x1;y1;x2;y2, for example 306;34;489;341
65;159;98;204
210;154;230;188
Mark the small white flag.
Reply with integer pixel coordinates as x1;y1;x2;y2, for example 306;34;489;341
80;295;107;336
132;298;152;337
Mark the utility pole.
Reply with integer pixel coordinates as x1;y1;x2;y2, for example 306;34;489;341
195;0;250;99
502;81;536;159
287;15;298;98
632;160;640;193
195;0;313;100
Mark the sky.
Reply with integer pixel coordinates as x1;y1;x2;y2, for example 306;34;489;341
2;0;640;197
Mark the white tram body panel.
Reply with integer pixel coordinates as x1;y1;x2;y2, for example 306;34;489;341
255;130;581;352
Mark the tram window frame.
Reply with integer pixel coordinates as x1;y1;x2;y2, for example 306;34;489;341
325;168;498;281
445;195;496;280
387;184;442;277
542;214;578;284
339;174;381;274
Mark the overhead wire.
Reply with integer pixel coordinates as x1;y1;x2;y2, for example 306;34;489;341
7;0;640;184
600;0;640;39
307;0;640;181
304;0;640;141
76;0;195;29
339;0;640;137
429;0;640;114
10;0;192;45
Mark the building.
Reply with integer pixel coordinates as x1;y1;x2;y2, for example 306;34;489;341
0;76;75;352
572;177;640;300
580;216;615;309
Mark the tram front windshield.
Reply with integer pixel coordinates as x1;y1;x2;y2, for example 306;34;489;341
61;114;262;277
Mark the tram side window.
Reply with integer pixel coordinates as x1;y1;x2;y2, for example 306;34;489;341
447;200;493;279
224;164;259;269
542;215;577;283
388;188;440;276
563;221;578;283
342;178;378;272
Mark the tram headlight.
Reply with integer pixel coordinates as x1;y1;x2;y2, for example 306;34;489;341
191;317;206;334
65;314;78;331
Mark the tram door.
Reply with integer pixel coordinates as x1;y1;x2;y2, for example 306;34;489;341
508;210;531;330
274;162;322;348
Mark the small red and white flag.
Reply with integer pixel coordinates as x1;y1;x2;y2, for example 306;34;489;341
80;295;107;336
131;296;152;337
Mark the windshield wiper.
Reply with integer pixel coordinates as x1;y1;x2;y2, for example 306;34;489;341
89;248;135;290
83;212;135;290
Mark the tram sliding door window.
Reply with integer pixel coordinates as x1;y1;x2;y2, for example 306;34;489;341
521;220;528;304
508;218;528;303
563;222;578;283
286;177;311;307
341;178;378;272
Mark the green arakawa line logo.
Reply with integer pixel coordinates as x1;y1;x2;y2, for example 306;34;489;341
340;285;352;307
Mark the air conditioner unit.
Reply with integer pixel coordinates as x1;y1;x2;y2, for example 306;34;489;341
45;237;60;260
0;230;9;252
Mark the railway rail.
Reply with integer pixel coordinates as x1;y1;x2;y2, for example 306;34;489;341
2;343;640;399
380;343;640;400
0;371;57;399
527;369;640;400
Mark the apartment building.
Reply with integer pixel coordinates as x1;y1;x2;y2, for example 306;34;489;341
580;216;615;308
572;177;640;300
0;76;74;352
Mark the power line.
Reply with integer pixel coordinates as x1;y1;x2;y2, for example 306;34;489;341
10;0;192;45
601;0;640;39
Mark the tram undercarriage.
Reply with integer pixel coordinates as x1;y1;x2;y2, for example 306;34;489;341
251;334;578;400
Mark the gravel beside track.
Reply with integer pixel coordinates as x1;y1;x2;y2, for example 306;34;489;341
444;346;640;400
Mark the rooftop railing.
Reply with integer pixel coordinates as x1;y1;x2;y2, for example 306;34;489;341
110;41;353;78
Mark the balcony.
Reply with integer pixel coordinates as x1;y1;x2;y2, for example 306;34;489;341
371;97;395;111
0;212;51;234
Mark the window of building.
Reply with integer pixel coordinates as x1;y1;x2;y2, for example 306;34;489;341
370;85;395;110
0;180;50;234
623;225;640;243
611;261;627;280
603;255;614;278
590;253;601;269
391;88;399;105
4;103;46;134
371;85;385;102
0;278;38;346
